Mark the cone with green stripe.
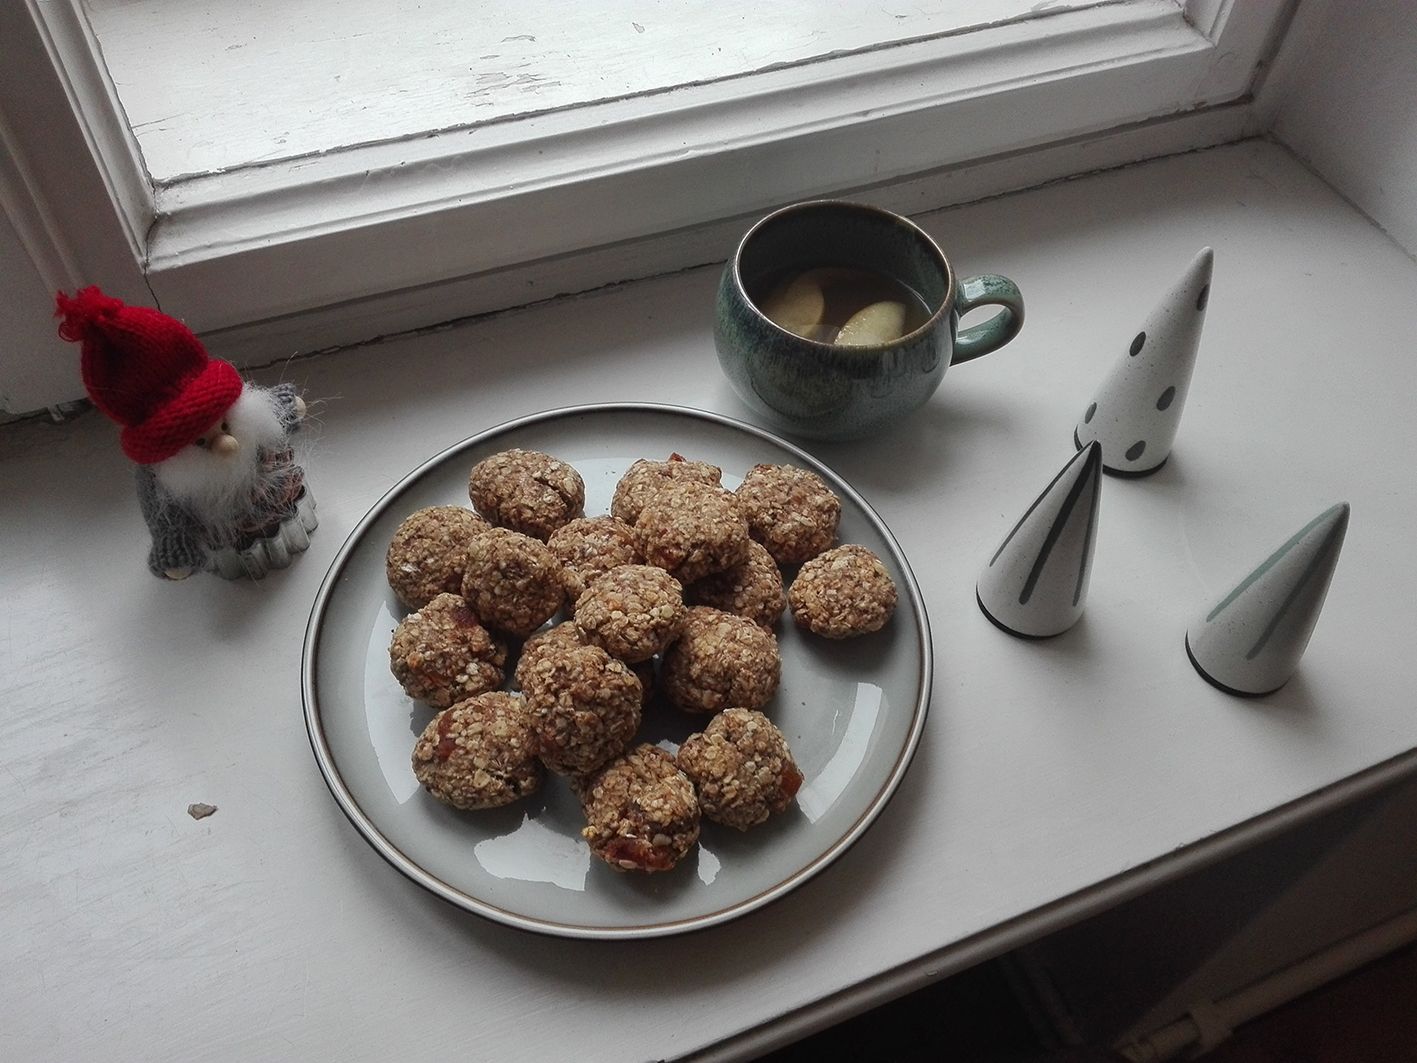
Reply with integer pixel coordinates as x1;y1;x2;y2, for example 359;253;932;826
1186;503;1350;696
977;442;1103;638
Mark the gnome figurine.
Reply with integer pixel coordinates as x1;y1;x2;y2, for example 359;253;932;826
56;287;317;580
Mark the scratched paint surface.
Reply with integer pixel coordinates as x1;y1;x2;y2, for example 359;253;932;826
83;0;1104;181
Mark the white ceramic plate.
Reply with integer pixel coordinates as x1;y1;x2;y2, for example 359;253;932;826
302;403;931;939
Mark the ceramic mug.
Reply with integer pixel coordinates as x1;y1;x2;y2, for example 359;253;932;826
714;200;1024;441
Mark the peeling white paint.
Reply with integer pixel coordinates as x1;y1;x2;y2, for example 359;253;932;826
84;0;1105;182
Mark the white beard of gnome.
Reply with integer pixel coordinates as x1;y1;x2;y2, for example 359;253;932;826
145;383;307;578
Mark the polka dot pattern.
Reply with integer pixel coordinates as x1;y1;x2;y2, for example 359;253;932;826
1075;250;1210;477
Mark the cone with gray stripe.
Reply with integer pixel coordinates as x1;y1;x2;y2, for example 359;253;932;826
977;442;1102;638
1186;503;1350;696
1075;247;1213;476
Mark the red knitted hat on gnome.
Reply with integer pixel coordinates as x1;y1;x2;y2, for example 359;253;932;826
55;287;242;465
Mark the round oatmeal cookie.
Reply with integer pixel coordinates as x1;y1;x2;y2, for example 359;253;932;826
635;480;750;585
468;448;585;541
574;564;686;664
411;692;543;810
789;544;897;638
385;506;490;610
687;539;787;630
660;606;780;714
514;620;586;691
547;515;643;601
460;527;564;638
389;592;507;708
677;708;803;831
734;463;842;565
515;620;655;706
610;454;723;525
577;744;700;873
521;643;643;775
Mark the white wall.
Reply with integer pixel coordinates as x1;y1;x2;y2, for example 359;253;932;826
0;209;76;414
1270;0;1417;257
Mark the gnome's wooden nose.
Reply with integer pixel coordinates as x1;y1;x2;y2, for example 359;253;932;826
211;433;240;456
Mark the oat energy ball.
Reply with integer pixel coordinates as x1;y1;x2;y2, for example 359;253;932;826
411;692;543;810
468;448;585;541
389;593;508;708
547;515;643;601
735;463;842;565
677;708;803;831
514;619;586;691
687;539;787;630
385;506;489;610
578;744;700;873
610;454;723;525
460;527;564;638
574;564;686;664
635;480;750;586
661;606;780;714
522;644;643;775
516;620;655;706
789;544;898;638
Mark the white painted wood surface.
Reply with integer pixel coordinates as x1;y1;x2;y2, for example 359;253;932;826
9;0;1289;409
139;0;1286;338
83;0;1108;182
137;3;1207;324
188;106;1251;378
4;142;1416;1062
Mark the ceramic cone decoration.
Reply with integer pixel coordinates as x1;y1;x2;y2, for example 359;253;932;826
1075;248;1213;475
977;442;1102;638
1187;503;1350;697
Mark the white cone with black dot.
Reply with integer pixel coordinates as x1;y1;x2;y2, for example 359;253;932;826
1186;503;1350;696
1075;247;1213;475
977;442;1102;638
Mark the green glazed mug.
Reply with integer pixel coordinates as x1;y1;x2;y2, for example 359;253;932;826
714;200;1024;441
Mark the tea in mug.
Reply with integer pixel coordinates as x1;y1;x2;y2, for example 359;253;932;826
750;266;933;346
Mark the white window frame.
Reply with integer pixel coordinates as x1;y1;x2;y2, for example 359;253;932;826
3;0;1294;409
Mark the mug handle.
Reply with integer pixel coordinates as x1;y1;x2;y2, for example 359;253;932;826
951;274;1025;365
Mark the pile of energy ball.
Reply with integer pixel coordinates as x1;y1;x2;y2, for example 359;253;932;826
384;449;898;874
